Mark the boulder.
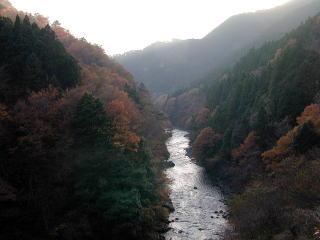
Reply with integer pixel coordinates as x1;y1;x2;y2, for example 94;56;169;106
164;161;175;168
162;200;175;212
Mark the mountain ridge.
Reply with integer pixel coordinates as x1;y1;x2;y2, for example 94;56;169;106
116;0;320;95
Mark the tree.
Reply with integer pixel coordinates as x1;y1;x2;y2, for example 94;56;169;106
192;127;222;161
13;14;20;30
0;15;81;104
255;107;268;136
232;131;258;159
296;104;320;126
73;93;114;149
22;15;30;25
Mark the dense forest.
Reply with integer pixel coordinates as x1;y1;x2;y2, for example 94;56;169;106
0;1;171;240
116;0;320;96
3;0;320;240
173;14;320;240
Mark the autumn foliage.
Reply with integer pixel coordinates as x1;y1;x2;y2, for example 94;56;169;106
192;127;222;161
262;130;294;169
262;104;320;169
0;104;9;119
188;14;320;240
0;2;169;240
296;103;320;130
0;1;48;27
232;131;258;159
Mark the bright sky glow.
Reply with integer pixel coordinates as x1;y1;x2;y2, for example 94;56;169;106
10;0;290;55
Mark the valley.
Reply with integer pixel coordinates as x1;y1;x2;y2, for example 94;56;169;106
1;0;320;240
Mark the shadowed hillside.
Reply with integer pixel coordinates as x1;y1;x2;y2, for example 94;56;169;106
178;13;320;240
0;1;171;240
116;0;320;95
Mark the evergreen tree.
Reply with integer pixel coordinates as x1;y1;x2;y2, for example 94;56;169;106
0;15;81;104
73;93;114;149
13;15;20;30
22;15;30;25
255;107;268;136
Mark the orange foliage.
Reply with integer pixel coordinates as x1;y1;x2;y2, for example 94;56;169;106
0;1;48;27
297;104;320;124
53;20;144;153
0;0;13;9
10;87;73;156
114;131;141;152
0;0;19;20
52;24;142;134
262;104;320;169
68;40;108;66
33;13;49;28
107;100;130;126
53;25;106;66
193;127;222;161
0;2;146;153
195;108;210;127
0;104;10;120
262;130;295;169
232;131;257;159
107;100;141;151
52;25;75;47
296;104;320;133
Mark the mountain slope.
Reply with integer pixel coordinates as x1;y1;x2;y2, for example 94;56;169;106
116;0;320;95
190;13;320;240
0;2;170;240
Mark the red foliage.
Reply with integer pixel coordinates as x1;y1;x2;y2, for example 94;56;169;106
195;108;210;127
262;129;295;169
262;104;320;169
32;13;49;28
0;1;49;27
52;25;75;47
296;104;320;133
232;131;258;159
192;127;222;161
11;87;73;156
107;100;130;125
0;0;164;155
106;100;141;151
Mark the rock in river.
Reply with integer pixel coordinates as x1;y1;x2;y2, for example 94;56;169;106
162;199;175;212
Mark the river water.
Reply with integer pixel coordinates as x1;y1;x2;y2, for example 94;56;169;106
164;129;229;240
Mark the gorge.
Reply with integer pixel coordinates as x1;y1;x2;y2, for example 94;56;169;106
1;0;320;240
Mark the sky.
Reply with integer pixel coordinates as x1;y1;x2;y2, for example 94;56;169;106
10;0;290;55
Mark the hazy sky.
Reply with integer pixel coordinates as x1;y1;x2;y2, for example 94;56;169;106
10;0;290;55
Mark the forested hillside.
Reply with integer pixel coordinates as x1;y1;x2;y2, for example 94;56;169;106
3;0;320;239
0;1;170;240
116;0;320;95
187;14;320;240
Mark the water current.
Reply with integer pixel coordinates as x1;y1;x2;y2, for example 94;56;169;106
164;129;229;240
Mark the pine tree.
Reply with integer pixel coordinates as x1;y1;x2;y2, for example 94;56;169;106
73;93;114;149
22;15;30;25
13;15;20;30
255;107;268;136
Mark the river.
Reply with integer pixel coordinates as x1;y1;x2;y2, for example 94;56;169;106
164;129;229;240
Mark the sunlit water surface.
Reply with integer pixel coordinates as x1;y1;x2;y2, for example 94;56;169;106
164;129;229;240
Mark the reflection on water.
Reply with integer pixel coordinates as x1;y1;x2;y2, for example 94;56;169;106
164;129;229;240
